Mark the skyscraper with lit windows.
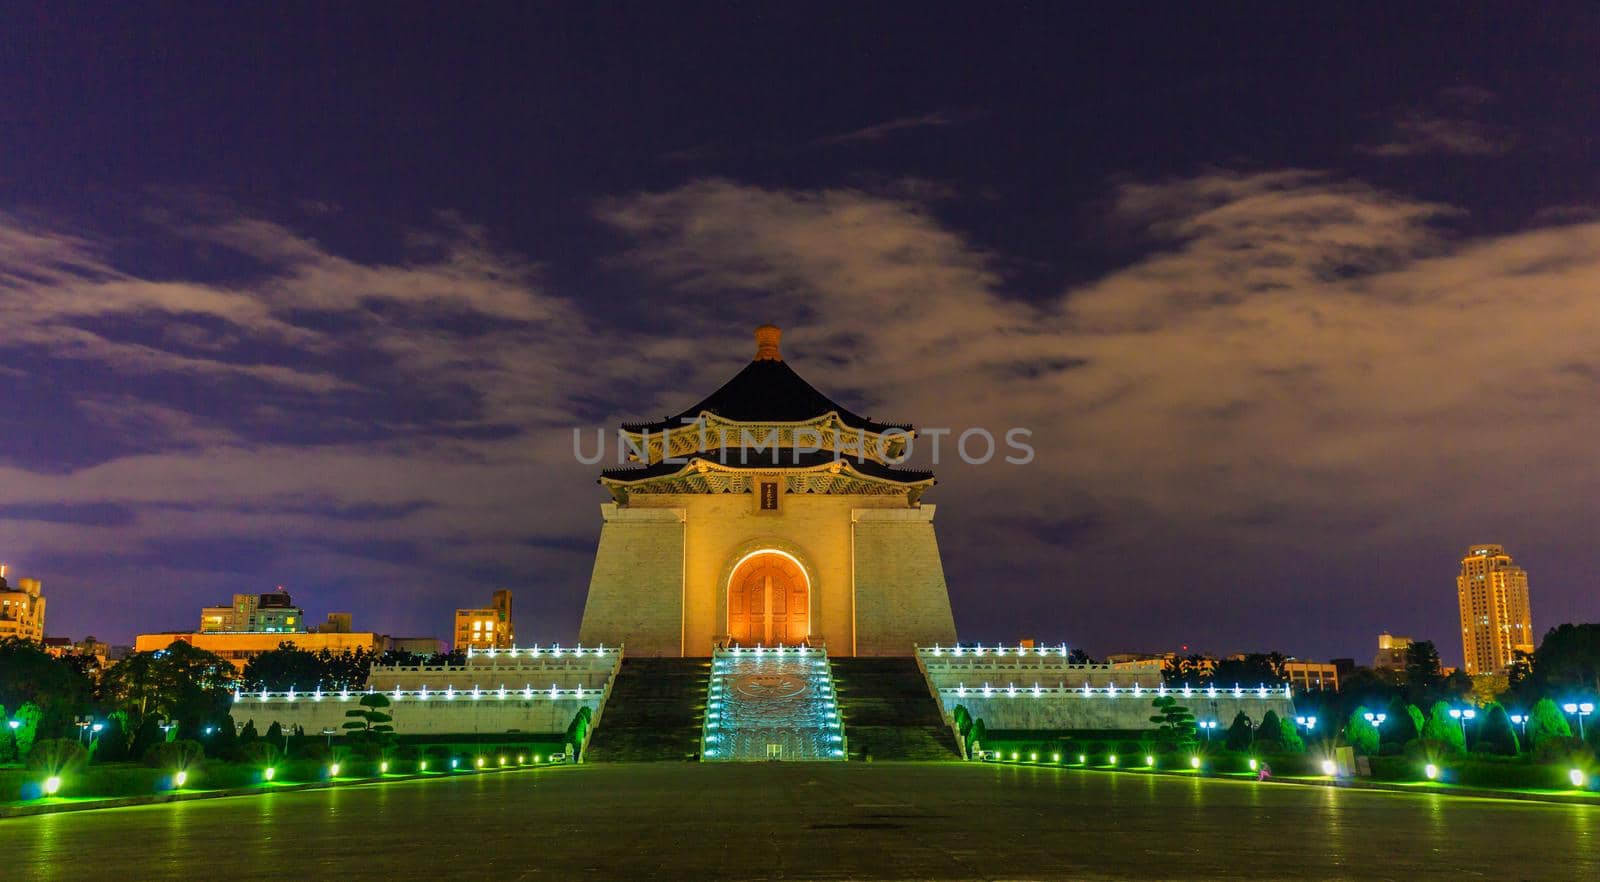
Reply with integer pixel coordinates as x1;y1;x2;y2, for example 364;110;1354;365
1457;544;1535;675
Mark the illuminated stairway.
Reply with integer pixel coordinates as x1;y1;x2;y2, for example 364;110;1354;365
583;658;711;762
829;657;962;760
701;646;846;761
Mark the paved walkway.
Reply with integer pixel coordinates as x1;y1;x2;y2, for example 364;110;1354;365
4;762;1596;880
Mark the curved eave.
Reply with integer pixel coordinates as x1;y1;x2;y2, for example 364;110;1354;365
619;410;913;437
599;456;934;488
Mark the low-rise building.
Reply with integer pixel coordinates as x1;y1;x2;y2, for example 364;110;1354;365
0;564;45;643
135;630;387;672
198;589;306;633
455;589;514;651
1283;660;1340;691
1374;633;1413;670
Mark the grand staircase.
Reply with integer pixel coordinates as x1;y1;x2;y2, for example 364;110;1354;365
830;657;962;760
702;646;845;761
584;658;711;762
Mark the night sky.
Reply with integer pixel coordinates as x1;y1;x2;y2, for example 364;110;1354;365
2;4;1596;665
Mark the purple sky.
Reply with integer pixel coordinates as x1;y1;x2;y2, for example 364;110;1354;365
1;5;1596;665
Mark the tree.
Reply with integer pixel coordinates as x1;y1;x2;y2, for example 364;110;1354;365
1209;653;1290;688
1274;715;1306;753
1255;710;1284;750
101;641;238;740
239;719;260;743
1421;701;1466;754
1520;624;1600;699
1527;698;1572;746
1469;673;1509;707
242;643;326;692
1441;670;1474;701
1161;655;1210;686
0;638;94;740
1223;711;1253;751
1474;703;1520;756
1345;707;1379;756
92;711;132;763
1148;696;1197;747
341;693;395;747
11;702;43;759
1403;641;1444;697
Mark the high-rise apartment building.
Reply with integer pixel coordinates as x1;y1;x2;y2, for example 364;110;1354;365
1457;544;1535;675
455;589;514;651
0;564;46;643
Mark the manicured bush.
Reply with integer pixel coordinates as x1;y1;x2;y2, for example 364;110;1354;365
1528;698;1572;746
1256;711;1284;750
1474;703;1520;756
1345;707;1379;756
1421;702;1466;755
1379;697;1419;750
25;738;88;774
1223;712;1253;751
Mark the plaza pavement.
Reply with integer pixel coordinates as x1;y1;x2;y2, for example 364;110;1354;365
3;761;1595;880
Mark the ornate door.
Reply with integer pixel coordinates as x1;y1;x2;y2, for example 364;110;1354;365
728;552;809;645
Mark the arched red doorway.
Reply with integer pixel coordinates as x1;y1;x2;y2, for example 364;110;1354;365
727;551;809;645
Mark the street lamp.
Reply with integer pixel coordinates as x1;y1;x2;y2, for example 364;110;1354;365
1362;712;1387;729
1447;707;1476;739
1198;720;1218;742
1508;713;1527;735
1561;702;1594;738
158;721;177;741
1294;715;1318;733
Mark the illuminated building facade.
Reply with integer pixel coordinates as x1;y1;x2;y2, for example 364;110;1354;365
199;589;306;633
1373;632;1413;670
136;630;387;672
0;564;46;643
1456;544;1535;675
1283;660;1340;691
455;589;514;651
579;325;958;657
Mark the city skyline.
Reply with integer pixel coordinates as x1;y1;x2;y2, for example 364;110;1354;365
2;6;1597;665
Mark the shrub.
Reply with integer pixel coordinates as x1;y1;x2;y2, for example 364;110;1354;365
1379;697;1420;749
1528;698;1572;747
1345;707;1379;756
1532;735;1590;765
145;739;206;772
1256;710;1284;749
244;741;284;768
1421;702;1466;755
1474;703;1520;756
1223;712;1253;751
25;738;88;774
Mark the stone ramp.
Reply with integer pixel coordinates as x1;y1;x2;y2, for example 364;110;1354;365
830;657;962;761
583;658;711;762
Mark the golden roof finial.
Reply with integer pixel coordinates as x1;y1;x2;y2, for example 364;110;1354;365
754;324;782;361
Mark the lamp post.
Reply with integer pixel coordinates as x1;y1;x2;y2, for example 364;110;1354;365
1509;713;1527;736
321;727;337;749
158;721;177;741
1562;702;1594;739
1447;707;1476;739
1362;711;1387;729
1198;720;1218;742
